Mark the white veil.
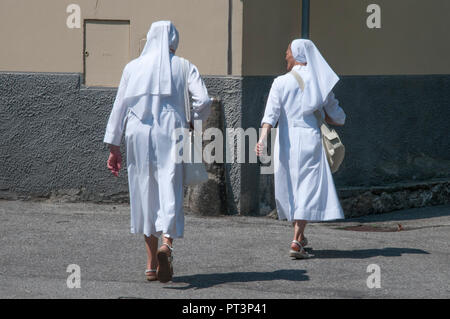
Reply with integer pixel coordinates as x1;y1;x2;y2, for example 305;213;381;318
124;21;179;99
290;39;339;113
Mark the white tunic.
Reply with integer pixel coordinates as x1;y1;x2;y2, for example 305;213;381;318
104;54;212;238
261;65;346;221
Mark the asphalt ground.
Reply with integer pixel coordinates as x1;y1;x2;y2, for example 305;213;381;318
0;200;449;299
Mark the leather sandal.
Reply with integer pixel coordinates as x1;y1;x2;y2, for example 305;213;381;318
290;240;310;259
156;243;173;283
300;237;308;247
145;269;157;281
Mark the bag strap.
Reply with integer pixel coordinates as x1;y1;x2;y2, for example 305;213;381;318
289;69;304;91
289;69;323;125
182;58;191;124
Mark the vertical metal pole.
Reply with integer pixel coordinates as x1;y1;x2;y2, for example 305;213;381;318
302;0;310;39
227;0;233;75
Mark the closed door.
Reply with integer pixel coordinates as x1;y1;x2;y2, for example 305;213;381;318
84;20;130;87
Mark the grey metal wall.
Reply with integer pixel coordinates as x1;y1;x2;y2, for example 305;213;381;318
1;72;449;215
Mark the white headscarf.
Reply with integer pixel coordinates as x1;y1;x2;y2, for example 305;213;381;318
290;39;339;113
124;21;179;99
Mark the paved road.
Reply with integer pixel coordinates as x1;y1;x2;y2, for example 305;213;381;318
0;200;449;299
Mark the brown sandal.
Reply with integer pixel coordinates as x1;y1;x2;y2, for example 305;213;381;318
145;269;157;281
156;243;173;283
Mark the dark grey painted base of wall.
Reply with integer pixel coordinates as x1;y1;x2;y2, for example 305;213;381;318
1;72;449;216
0;72;119;200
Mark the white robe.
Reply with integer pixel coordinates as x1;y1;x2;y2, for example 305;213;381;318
261;65;346;221
104;54;212;238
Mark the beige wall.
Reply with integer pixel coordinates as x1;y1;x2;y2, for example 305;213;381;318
1;0;449;79
0;0;231;77
242;0;301;76
230;0;243;76
310;0;450;75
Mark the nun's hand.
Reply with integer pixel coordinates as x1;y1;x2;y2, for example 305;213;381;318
107;145;122;177
325;112;344;126
255;141;265;157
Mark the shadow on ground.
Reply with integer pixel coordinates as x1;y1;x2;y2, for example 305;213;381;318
166;269;308;290
310;247;429;259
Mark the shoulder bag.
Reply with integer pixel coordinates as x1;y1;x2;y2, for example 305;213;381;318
181;58;209;185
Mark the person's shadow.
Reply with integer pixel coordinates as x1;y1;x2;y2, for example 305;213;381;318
165;247;429;289
166;269;308;290
307;247;429;259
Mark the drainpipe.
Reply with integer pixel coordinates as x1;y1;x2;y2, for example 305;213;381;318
302;0;310;39
227;0;233;75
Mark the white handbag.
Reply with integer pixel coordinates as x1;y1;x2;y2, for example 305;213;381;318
181;58;209;185
290;70;345;173
313;110;345;173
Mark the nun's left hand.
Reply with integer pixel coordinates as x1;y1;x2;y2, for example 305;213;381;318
325;112;344;126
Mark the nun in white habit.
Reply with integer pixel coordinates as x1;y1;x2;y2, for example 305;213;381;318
103;21;212;282
256;39;346;259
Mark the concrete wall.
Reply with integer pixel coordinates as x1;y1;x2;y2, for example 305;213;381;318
332;74;450;185
0;72;118;199
310;0;450;75
240;0;450;76
242;0;301;76
1;1;449;215
1;72;449;215
0;0;231;78
2;0;449;78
